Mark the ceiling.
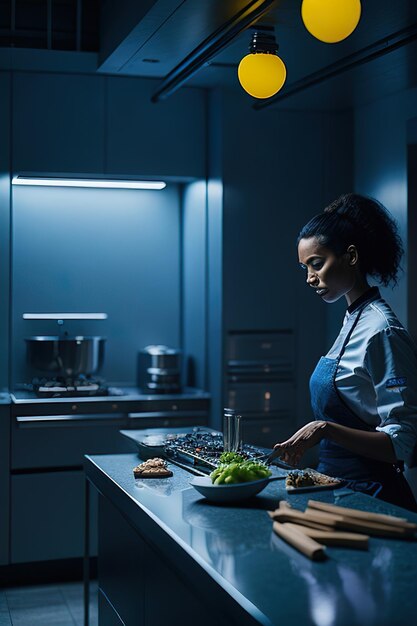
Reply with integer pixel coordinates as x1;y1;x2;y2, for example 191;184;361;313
98;0;417;111
1;1;417;111
0;0;100;50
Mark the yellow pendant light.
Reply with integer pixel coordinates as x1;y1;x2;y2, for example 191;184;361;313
238;30;286;99
301;0;361;44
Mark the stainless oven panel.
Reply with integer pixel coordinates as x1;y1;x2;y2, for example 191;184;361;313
241;416;295;448
227;331;295;365
226;382;295;413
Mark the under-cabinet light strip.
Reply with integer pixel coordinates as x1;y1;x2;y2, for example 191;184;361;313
23;313;108;320
12;177;166;190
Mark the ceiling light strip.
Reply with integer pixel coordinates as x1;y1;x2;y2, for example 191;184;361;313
151;0;276;103
23;313;108;320
254;21;417;110
12;177;166;190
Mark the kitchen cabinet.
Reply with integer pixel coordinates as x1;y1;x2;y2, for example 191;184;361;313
12;72;106;173
10;72;206;178
97;494;230;626
11;412;133;470
206;91;353;430
105;77;206;179
10;471;93;563
9;403;130;563
0;72;11;390
0;401;10;565
9;390;210;564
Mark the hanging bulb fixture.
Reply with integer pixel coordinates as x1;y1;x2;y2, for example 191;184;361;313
238;30;287;99
301;0;361;44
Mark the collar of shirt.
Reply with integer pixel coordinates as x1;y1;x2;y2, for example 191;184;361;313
347;286;381;315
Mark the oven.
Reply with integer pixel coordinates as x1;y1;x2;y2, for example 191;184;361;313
226;330;296;447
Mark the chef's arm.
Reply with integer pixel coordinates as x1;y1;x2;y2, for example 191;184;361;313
323;422;397;463
272;420;398;465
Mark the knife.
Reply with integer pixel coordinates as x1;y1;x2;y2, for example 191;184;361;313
167;456;210;476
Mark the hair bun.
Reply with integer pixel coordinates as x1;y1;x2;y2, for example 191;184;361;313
298;193;403;287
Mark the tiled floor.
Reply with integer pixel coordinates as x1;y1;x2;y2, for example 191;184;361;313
0;581;98;626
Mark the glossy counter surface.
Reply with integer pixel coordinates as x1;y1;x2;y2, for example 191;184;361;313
85;453;417;626
11;385;210;404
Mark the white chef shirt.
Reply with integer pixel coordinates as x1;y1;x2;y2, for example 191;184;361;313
326;289;417;467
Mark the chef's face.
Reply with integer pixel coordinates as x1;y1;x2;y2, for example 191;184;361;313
298;237;357;303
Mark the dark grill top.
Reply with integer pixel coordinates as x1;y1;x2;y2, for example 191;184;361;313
164;430;266;471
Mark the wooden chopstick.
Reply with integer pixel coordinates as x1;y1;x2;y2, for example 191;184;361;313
270;497;416;562
269;508;336;531
307;500;417;531
305;507;415;538
270;499;416;539
273;521;327;561
283;522;369;549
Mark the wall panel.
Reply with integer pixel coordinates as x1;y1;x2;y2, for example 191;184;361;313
354;86;417;326
105;77;206;179
12;72;106;173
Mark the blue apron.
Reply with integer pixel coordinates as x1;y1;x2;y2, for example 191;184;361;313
310;305;417;511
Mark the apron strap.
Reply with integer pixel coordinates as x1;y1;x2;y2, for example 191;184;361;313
335;305;367;368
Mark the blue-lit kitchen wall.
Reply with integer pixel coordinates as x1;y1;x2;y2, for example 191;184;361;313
12;184;182;385
182;180;208;391
354;86;417;327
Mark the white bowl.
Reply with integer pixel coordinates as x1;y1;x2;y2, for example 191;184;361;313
189;475;283;503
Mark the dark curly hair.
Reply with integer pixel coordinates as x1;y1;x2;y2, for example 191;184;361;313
297;193;404;286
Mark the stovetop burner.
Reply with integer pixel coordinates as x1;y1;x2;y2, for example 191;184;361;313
19;376;112;398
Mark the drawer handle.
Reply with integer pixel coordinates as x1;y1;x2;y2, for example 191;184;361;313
128;410;207;420
16;414;126;425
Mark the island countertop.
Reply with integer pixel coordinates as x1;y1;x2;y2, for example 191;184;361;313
85;452;417;626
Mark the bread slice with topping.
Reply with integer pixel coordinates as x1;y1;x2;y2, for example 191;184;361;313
133;457;173;478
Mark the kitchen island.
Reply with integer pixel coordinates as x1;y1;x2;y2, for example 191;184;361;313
84;452;417;626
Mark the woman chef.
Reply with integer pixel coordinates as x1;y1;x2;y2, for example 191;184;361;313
271;193;417;511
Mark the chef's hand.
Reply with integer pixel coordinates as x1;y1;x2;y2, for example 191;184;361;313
269;420;327;467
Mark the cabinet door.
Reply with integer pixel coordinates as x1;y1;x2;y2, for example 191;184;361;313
99;495;145;626
11;416;134;469
98;495;230;626
106;77;206;178
11;470;97;563
12;72;105;173
0;73;11;390
0;404;10;565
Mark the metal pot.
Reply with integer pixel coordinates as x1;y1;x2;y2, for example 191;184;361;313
25;336;106;377
137;345;182;393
